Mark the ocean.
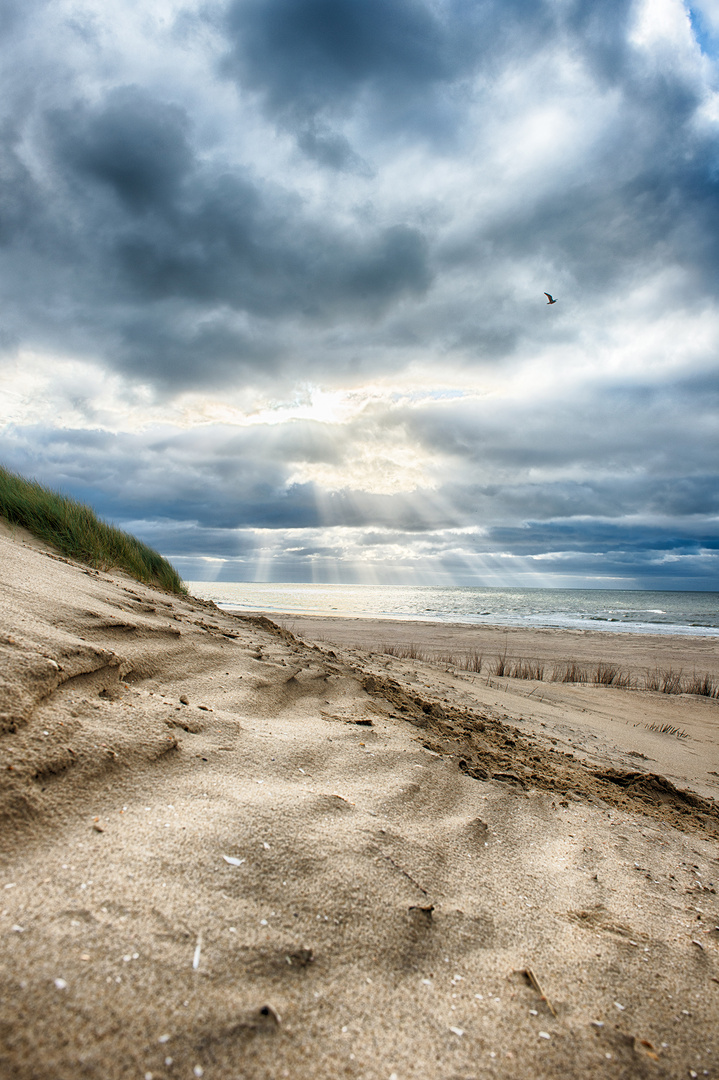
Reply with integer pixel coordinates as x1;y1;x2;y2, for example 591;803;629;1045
185;583;719;637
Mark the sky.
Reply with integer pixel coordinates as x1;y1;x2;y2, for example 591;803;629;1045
1;0;718;589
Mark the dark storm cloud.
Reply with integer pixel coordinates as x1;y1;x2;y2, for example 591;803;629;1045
222;0;562;160
225;0;454;102
486;518;719;556
0;138;37;294
223;0;555;108
98;154;429;319
404;376;719;484
438;470;719;535
55;87;194;212
3;408;717;537
111;306;283;387
0;81;431;387
223;0;457;145
0;423;319;529
1;411;717;587
0;420;442;532
1;0;716;387
1;0;718;586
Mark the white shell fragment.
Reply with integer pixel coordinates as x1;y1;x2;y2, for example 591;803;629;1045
449;1026;464;1037
223;856;245;866
192;931;203;970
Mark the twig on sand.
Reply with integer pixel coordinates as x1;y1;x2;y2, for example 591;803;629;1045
522;967;557;1018
378;852;429;896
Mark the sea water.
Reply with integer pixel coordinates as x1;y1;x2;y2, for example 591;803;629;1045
185;583;719;636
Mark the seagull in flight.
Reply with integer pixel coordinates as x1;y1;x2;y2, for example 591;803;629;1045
544;292;557;305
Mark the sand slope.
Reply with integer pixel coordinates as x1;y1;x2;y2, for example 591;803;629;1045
1;526;719;1079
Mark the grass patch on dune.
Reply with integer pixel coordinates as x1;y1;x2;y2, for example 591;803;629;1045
382;642;484;672
0;464;186;595
380;640;719;700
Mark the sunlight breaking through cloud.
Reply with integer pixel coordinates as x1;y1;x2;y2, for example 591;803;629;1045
0;0;717;586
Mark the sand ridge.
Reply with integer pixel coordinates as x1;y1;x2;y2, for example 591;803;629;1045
1;527;719;1079
282;614;719;803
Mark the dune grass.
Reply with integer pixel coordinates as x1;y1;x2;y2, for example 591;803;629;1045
382;642;484;672
0;464;186;595
380;641;718;700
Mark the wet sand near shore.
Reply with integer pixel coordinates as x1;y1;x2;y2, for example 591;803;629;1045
2;526;719;1079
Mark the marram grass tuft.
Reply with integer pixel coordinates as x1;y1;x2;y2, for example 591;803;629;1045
0;465;186;595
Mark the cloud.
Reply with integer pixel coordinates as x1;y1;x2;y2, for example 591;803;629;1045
295;120;371;173
54;87;194;212
223;0;458;120
0;77;431;389
0;0;717;586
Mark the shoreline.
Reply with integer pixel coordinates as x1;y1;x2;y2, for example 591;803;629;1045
215;606;719;638
188;581;719;640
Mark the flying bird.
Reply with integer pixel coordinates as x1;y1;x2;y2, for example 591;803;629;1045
544;292;557;304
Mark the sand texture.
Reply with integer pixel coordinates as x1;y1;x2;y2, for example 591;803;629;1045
1;524;719;1079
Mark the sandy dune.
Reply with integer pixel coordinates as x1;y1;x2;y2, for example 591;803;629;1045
282;615;719;803
1;524;719;1079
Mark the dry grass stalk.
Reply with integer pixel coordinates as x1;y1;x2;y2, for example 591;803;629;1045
552;660;588;684
685;672;717;697
594;662;631;687
522;967;557;1017
380;642;718;700
493;652;509;677
660;668;683;694
381;644;483;674
645;722;689;739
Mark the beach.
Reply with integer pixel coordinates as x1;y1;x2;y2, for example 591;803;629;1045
276;611;719;676
277;615;719;804
2;521;719;1079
